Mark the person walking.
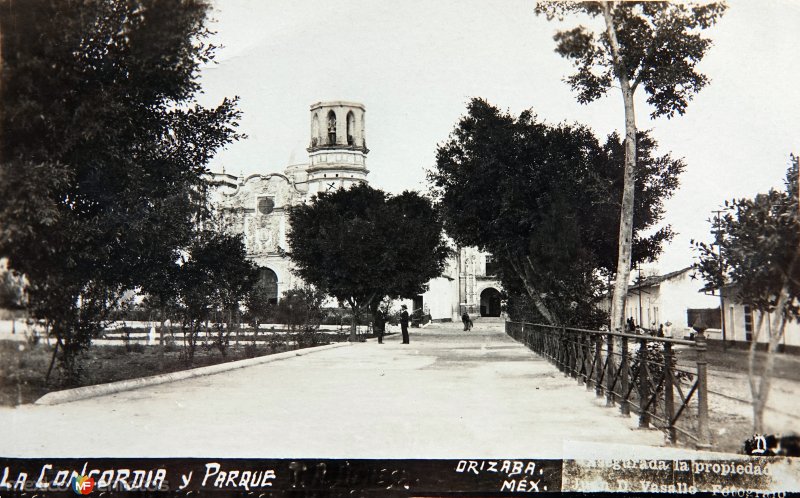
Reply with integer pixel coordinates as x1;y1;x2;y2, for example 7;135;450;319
374;308;386;344
400;305;410;344
461;311;470;331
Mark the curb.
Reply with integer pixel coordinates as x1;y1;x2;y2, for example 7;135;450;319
35;341;352;406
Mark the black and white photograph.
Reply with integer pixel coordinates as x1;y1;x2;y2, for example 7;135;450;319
0;0;798;495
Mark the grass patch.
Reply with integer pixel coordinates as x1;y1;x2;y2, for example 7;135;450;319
0;334;349;407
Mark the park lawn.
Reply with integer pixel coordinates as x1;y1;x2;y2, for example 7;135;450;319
0;337;338;407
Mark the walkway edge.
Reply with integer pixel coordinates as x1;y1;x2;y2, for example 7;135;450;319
35;342;352;406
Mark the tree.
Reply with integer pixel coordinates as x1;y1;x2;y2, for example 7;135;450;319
694;157;799;433
0;0;242;380
174;226;259;361
429;98;683;326
286;183;450;340
535;1;725;332
244;281;275;332
274;286;326;347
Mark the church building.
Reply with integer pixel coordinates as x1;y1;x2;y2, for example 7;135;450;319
209;101;502;321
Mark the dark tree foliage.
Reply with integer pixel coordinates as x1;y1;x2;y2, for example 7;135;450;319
244;281;276;331
429;98;683;327
694;157;799;433
536;1;727;118
286;183;450;340
274;286;326;347
0;0;242;380
695;160;800;317
535;0;725;333
174;227;258;362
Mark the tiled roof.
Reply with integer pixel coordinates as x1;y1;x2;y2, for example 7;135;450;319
628;266;693;291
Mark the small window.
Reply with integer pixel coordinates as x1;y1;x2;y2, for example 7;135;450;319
485;255;499;276
257;196;274;215
311;113;320;147
346;111;355;145
744;304;753;342
327;110;337;145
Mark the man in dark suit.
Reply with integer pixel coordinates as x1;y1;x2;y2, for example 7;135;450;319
374;308;386;344
400;304;410;344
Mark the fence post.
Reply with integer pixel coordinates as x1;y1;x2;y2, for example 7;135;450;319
606;330;615;407
638;338;650;428
620;334;630;416
577;331;585;386
583;332;592;390
567;327;577;379
695;327;712;449
664;341;676;444
595;334;603;398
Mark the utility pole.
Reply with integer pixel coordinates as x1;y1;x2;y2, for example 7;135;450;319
636;265;643;330
712;209;727;347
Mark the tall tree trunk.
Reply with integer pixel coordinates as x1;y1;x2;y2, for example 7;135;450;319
751;278;792;434
753;316;786;434
45;337;60;385
748;313;764;402
602;2;638;334
506;252;557;325
748;313;765;432
348;301;359;342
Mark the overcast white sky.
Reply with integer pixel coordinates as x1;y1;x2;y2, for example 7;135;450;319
198;0;800;274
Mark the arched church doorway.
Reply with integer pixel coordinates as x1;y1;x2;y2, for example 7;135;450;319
480;287;502;317
255;267;279;305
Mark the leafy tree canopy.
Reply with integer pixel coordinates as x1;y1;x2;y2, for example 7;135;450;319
0;0;242;377
535;0;725;333
429;98;683;326
695;158;800;320
286;183;450;336
693;157;799;434
535;1;727;119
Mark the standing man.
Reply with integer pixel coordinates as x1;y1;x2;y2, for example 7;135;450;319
374;308;386;344
400;304;410;344
461;311;470;331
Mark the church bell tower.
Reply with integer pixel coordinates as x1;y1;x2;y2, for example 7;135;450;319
306;101;369;196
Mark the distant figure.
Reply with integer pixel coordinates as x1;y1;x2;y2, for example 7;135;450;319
400;305;410;344
658;324;664;337
627;317;636;333
374;309;386;344
461;312;470;331
663;321;673;339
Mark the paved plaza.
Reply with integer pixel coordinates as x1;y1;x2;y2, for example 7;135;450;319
1;320;690;459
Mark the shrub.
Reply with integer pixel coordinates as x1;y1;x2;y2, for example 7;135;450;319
243;342;259;358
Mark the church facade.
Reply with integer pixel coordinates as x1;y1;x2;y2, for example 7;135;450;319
209;101;502;321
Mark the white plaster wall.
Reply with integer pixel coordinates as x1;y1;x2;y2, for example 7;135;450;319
726;300;800;347
623;271;717;329
422;277;458;320
660;272;718;328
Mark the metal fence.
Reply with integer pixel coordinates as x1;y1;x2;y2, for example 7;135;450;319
506;321;711;449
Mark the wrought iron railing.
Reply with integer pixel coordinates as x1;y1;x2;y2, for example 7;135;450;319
506;322;711;449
